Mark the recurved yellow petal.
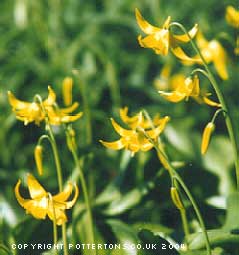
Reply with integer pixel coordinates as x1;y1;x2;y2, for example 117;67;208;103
111;118;133;136
27;174;47;199
171;46;203;64
64;184;79;209
8;91;31;109
158;90;186;102
43;86;56;106
60;102;79;114
100;139;125;150
203;97;221;107
135;8;160;34
53;183;73;203
173;24;198;43
60;112;83;123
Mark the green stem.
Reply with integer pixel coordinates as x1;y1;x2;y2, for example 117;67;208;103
47;125;68;255
142;130;211;254
171;22;239;190
173;179;190;245
47;125;63;191
49;194;58;255
180;209;190;246
67;132;95;250
35;95;69;255
174;172;211;254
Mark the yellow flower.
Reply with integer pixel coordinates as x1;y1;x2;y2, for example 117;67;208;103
100;112;169;155
15;174;79;225
8;86;83;125
158;74;221;107
225;6;239;28
185;31;228;80
135;8;201;63
201;122;215;155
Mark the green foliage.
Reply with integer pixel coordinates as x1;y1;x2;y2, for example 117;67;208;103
0;0;238;255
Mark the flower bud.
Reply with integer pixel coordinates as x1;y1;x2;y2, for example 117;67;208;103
63;77;73;106
170;187;184;210
34;145;43;175
201;122;215;155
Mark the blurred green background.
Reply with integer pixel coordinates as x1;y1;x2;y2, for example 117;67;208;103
0;0;238;255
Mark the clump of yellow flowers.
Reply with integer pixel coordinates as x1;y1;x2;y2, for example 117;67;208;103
9;78;83;254
8;86;82;126
100;107;169;156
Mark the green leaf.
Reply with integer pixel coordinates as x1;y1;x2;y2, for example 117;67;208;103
133;222;173;235
188;193;239;251
106;219;138;255
138;229;179;255
102;172;161;216
202;136;235;195
223;192;239;230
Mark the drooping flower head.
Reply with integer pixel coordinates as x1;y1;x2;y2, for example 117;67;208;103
15;174;79;225
184;31;228;80
158;74;221;107
225;6;239;29
100;108;169;155
8;86;83;125
135;8;201;63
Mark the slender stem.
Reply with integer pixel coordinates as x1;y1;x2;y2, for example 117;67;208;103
67;132;95;251
180;209;190;246
173;179;190;245
171;22;239;190
47;125;63;191
142;129;211;254
49;194;58;255
138;118;212;255
174;172;211;254
35;96;69;254
47;125;68;255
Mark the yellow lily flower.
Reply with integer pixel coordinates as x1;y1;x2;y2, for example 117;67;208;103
8;86;83;125
15;174;79;225
158;75;221;107
135;8;201;63
100;113;169;155
225;6;239;28
185;31;228;80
